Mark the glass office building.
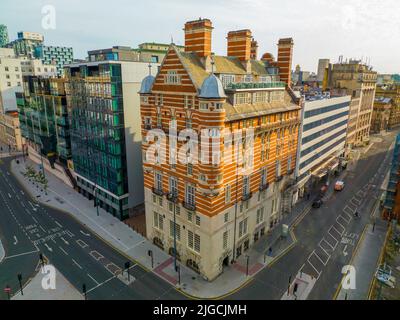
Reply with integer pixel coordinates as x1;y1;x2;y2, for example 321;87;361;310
65;62;129;220
17;76;71;165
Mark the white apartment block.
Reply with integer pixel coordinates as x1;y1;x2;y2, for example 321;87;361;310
295;95;351;197
0;48;56;113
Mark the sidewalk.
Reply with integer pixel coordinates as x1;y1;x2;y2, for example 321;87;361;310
12;266;83;300
9;156;349;298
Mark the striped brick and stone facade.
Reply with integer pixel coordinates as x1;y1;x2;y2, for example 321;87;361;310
140;18;301;281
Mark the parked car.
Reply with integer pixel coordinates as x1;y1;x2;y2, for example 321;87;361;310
335;181;345;191
312;198;323;208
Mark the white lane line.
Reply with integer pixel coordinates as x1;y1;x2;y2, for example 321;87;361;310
4;249;39;260
39;226;47;234
59;247;69;256
86;275;115;294
44;243;53;252
87;273;100;285
60;237;70;245
80;230;91;237
8;193;11;198
72;259;83;270
320;238;334;250
13;236;18;245
55;221;63;228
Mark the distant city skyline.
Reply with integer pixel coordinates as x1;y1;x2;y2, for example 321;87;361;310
1;0;399;73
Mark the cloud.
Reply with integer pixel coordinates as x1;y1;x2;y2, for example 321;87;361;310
0;0;399;73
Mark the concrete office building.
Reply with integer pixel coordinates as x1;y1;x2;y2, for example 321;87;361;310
65;47;159;220
317;59;330;83
295;94;351;199
327;59;377;147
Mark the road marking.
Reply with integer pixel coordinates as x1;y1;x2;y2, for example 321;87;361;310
320;238;334;250
44;244;53;252
65;230;74;238
55;221;63;228
8;193;11;198
60;237;69;245
13;236;18;245
80;230;91;237
76;239;88;248
72;259;83;269
59;247;69;256
90;250;105;261
87;273;100;285
343;245;348;257
4;250;39;260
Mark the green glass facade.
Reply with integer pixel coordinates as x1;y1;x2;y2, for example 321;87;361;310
65;63;129;220
18;77;71;165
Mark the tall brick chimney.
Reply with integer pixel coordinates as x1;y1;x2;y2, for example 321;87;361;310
184;18;213;57
250;38;258;60
276;38;294;86
227;29;252;61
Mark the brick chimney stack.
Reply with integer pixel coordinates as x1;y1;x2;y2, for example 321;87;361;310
227;29;252;61
250;38;258;60
276;38;294;86
184;18;213;57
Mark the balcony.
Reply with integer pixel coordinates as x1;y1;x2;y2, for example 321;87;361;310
166;192;179;204
182;201;196;212
152;187;164;196
259;183;269;192
242;192;253;202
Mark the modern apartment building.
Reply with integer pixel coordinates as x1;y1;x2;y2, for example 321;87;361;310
327;59;377;147
375;84;400;130
140;18;301;280
65;48;159;220
17;76;72;166
295;94;351;198
34;45;74;77
0;48;56;150
8;32;44;58
0;25;9;48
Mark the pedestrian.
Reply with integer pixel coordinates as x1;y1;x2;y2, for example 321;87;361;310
268;247;272;256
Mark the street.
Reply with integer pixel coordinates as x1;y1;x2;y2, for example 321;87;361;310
228;132;395;300
0;156;185;300
0;132;396;300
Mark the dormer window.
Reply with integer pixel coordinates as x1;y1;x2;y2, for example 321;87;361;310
166;71;180;84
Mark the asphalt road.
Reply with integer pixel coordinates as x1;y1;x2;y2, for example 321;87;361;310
228;132;396;300
0;156;185;300
0;131;395;300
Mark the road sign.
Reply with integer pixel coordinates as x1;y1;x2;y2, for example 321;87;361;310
4;287;11;293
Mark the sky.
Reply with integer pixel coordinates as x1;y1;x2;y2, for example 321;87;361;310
1;0;399;74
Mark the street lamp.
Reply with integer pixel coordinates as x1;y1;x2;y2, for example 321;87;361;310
246;255;250;276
